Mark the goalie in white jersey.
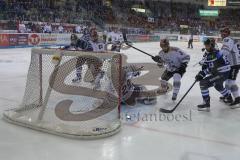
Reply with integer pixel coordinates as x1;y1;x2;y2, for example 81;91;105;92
220;27;240;106
152;39;190;101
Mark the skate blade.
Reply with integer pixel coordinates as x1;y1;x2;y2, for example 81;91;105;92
197;108;210;112
230;104;240;109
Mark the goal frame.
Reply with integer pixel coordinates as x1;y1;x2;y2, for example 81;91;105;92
3;48;122;139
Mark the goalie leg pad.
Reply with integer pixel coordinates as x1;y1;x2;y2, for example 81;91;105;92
138;97;157;105
134;84;157;105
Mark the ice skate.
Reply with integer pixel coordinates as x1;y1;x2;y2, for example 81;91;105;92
223;94;233;104
230;97;240;108
198;97;210;112
172;93;177;101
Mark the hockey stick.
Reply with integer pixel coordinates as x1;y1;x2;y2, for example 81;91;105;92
160;80;197;113
122;32;154;58
192;62;200;67
192;49;207;67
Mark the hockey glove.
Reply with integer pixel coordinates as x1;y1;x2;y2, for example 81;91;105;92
195;71;205;81
201;64;208;70
152;56;162;63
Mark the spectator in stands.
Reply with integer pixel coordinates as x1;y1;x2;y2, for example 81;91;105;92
1;0;240;34
43;23;52;33
75;25;81;33
58;24;64;33
18;22;26;33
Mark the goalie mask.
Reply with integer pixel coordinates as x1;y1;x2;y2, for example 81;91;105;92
160;39;170;53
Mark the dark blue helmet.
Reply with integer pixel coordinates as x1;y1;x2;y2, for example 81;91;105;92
204;38;215;48
83;27;90;35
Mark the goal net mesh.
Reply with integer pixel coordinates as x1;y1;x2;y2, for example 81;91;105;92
3;48;122;139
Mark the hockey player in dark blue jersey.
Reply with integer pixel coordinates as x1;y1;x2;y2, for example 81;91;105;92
64;31;93;51
195;38;232;111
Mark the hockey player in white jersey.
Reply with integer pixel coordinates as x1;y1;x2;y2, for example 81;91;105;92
107;28;124;52
152;39;190;101
64;30;106;89
220;27;240;106
64;28;105;51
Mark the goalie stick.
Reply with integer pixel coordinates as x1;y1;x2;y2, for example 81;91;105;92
160;80;197;113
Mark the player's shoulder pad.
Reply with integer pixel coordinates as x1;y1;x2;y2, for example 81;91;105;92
171;47;186;55
159;50;164;54
223;37;234;43
223;38;229;43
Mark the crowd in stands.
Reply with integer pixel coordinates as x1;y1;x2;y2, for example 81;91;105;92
0;0;239;35
0;0;92;23
114;1;240;34
16;21;91;34
0;0;92;33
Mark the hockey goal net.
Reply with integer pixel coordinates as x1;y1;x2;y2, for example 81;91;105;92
3;48;122;139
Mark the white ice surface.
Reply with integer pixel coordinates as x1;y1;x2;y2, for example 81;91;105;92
0;42;240;160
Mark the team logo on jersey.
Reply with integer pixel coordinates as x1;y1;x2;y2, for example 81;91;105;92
29;34;40;45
